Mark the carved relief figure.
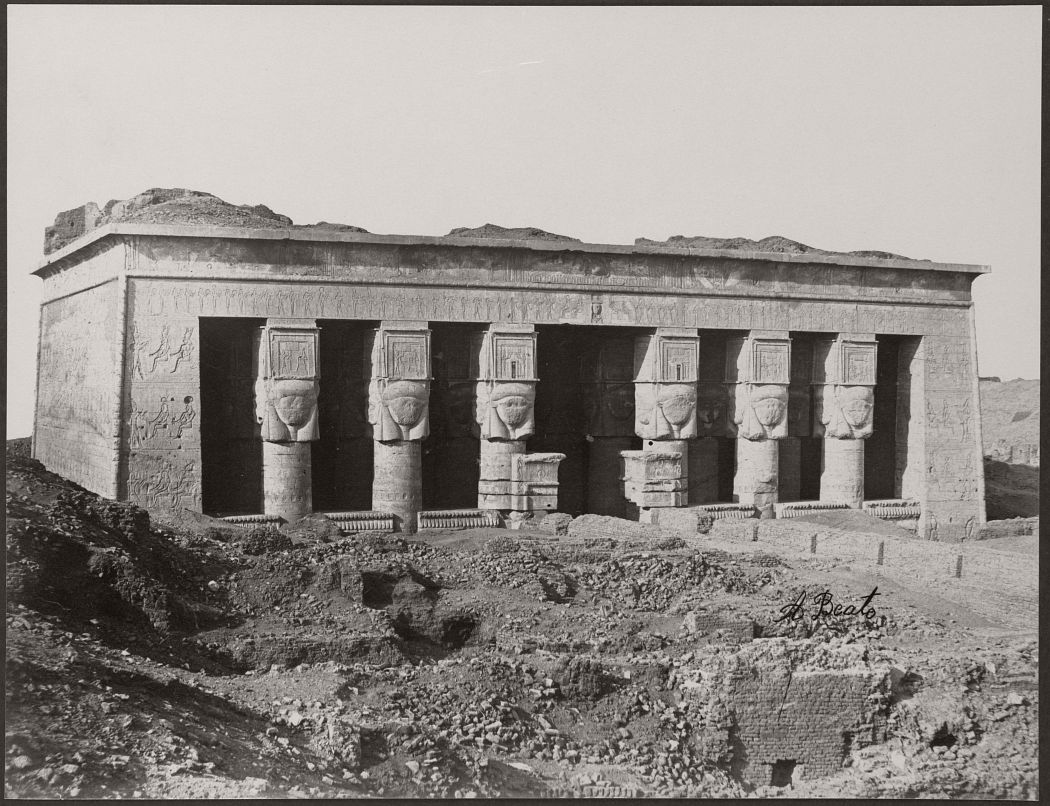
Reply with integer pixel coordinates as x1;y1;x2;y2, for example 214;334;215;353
128;395;197;448
133;324;196;377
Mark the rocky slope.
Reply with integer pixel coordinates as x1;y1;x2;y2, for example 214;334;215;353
5;443;1038;799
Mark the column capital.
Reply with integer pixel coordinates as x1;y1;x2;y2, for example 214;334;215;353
725;332;790;440
812;333;878;386
812;334;877;439
472;325;537;440
633;330;700;439
366;323;431;441
253;324;320;442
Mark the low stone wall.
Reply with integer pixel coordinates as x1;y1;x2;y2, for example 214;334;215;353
682;638;890;787
974;517;1039;540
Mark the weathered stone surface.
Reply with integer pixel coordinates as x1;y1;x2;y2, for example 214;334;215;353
44;188;372;255
446;223;580;242
635;233;921;262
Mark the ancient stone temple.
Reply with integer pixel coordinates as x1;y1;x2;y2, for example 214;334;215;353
32;190;988;538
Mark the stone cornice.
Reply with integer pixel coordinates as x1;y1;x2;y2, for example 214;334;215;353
32;222;990;277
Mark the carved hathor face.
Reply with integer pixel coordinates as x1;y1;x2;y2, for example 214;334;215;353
750;385;787;428
382;380;428;428
657;384;697;427
840;385;874;430
491;382;534;428
272;380;318;429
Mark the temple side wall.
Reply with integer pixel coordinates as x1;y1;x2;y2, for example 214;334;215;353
34;243;126;498
920;315;985;538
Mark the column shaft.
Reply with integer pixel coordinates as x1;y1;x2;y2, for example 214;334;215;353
373;440;423;532
820;438;865;507
478;438;525;509
263;442;312;522
734;438;779;517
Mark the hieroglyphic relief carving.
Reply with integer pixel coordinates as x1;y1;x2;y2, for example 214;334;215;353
366;324;431;441
130;323;195;379
128;395;197;449
127;453;201;511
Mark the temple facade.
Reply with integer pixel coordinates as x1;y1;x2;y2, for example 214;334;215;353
32;215;988;539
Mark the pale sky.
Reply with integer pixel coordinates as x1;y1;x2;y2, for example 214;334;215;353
7;5;1041;438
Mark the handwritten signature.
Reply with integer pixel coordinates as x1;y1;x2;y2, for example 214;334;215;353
774;587;881;625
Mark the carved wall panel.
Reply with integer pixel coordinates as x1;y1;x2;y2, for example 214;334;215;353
120;281;202;511
35;280;122;498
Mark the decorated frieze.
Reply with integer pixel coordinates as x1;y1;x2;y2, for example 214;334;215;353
366;322;431;442
115;234;977;308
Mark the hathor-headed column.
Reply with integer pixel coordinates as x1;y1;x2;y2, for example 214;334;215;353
253;320;320;522
581;336;636;517
473;324;563;515
727;331;790;517
812;334;877;508
623;328;699;521
366;321;431;534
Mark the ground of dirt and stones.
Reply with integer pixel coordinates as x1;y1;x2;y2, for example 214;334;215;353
5;446;1039;799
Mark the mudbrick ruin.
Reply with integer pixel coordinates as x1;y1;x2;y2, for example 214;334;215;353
6;189;1037;799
